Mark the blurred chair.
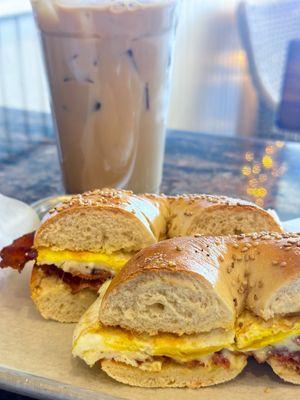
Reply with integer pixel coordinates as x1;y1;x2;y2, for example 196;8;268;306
237;0;300;136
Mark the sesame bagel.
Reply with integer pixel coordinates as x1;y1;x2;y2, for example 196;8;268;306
1;188;282;323
73;232;300;387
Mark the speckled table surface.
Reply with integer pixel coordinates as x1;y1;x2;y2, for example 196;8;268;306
1;107;300;222
0;108;300;400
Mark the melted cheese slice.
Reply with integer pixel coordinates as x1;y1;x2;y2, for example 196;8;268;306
36;248;131;274
72;282;235;367
235;310;300;351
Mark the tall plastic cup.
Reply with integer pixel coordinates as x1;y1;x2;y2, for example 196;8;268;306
31;0;180;193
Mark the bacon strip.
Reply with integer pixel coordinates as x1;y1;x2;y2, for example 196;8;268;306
67;267;114;281
0;232;36;272
272;351;300;372
36;264;112;294
1;234;112;293
212;352;230;369
185;360;205;368
142;354;231;370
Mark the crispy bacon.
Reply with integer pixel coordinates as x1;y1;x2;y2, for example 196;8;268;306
185;360;205;368
212;352;230;369
162;354;230;369
0;232;36;272
1;234;112;293
36;264;112;294
272;351;300;372
67;267;113;281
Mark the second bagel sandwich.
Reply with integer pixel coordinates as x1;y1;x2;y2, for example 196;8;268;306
73;232;300;387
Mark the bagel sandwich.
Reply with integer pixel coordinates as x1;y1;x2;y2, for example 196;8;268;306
73;233;300;387
0;189;282;323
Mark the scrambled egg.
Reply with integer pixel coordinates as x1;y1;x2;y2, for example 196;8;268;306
72;283;235;367
235;310;300;351
36;248;131;274
72;290;300;369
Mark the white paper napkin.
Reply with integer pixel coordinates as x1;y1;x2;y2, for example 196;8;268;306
0;194;40;249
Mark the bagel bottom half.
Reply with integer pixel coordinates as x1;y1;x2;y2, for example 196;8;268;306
101;354;247;389
30;266;98;323
268;359;300;385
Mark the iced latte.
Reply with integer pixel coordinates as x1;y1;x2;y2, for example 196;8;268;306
31;0;179;193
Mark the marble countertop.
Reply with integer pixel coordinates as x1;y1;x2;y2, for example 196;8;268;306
1;107;300;221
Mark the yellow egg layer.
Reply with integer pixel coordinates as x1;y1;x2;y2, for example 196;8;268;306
36;248;131;272
73;292;235;365
98;326;233;361
235;311;300;351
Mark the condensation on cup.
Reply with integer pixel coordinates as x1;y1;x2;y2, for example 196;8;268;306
31;0;180;194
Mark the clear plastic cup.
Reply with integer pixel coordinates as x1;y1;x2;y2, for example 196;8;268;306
31;0;180;193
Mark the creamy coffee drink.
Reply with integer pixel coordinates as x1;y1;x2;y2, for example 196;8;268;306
31;0;179;193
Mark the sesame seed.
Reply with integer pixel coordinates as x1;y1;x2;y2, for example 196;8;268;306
184;211;193;217
238;285;246;294
233;243;239;249
261;235;271;240
241;247;248;252
194;234;201;238
272;260;279;265
219;254;225;262
176;246;183;252
280;261;287;267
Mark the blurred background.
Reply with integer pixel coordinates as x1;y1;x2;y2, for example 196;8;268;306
0;0;300;215
1;0;300;138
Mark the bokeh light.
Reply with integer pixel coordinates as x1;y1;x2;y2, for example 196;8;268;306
262;155;273;169
241;142;287;207
245;152;254;162
241;165;251;176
